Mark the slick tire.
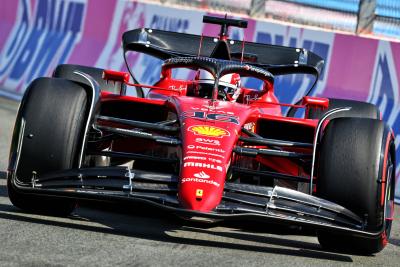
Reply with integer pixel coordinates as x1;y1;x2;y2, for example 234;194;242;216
307;98;380;120
7;77;88;216
317;117;395;254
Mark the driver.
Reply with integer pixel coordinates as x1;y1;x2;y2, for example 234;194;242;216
191;70;241;101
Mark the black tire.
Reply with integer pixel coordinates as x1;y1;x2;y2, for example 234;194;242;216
317;117;395;254
308;98;380;119
7;77;88;216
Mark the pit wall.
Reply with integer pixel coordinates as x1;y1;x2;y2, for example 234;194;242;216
1;0;399;202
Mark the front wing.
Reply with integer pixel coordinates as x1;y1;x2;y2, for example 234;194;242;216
8;166;383;238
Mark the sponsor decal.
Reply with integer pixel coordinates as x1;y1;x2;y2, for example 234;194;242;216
0;0;86;94
196;189;203;197
183;155;222;164
188;125;230;138
186;151;225;159
168;85;187;91
150;15;190;33
183;156;206;161
208;158;222;164
182;112;239;125
181;177;220;187
187;145;225;153
244;64;271;76
244;122;256;132
193;171;210;179
166;57;194;65
192;106;234;114
195;137;220;146
183;162;223;172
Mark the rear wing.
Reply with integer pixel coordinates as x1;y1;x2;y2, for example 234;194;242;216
122;28;324;77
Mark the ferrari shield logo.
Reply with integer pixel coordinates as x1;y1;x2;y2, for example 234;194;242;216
196;189;203;197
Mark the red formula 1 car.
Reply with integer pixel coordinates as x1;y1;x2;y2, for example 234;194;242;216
7;16;395;254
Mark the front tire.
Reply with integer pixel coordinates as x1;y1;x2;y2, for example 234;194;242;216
317;118;395;254
7;77;88;216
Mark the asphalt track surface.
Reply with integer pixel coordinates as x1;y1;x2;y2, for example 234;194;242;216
0;97;399;266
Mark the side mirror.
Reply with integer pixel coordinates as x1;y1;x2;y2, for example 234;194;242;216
102;70;130;83
302;96;329;118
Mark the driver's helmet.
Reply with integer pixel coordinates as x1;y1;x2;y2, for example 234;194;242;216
194;70;241;101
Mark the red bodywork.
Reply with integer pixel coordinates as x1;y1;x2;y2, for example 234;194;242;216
101;70;325;212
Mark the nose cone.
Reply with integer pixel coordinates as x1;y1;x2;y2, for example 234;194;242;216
179;156;227;212
170;97;249;212
179;180;224;212
178;123;240;212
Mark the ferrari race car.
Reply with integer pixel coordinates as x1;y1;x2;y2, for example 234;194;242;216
7;16;395;254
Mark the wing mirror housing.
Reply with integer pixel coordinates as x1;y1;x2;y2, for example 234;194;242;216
302;96;329;118
102;70;130;83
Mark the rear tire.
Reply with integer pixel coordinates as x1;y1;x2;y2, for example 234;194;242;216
7;77;88;216
317;117;395;254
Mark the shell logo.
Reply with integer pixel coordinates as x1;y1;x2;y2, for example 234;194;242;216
188;125;230;138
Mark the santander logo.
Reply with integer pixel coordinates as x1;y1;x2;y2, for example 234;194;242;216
193;171;210;179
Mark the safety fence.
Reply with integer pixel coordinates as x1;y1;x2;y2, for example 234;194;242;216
0;0;399;202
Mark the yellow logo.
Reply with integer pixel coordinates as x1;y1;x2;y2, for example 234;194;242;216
188;125;230;138
196;189;203;198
